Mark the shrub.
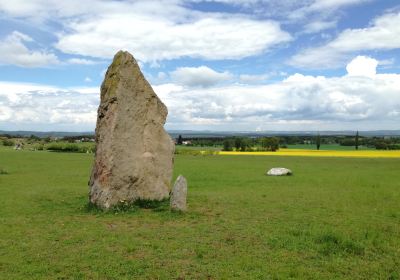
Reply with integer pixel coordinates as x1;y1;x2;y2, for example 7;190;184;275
374;142;388;150
2;139;14;146
175;149;218;156
387;144;400;150
340;139;356;146
46;142;94;153
32;143;44;151
0;168;8;175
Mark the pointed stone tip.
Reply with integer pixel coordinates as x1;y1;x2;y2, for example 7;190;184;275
112;50;137;66
114;50;132;58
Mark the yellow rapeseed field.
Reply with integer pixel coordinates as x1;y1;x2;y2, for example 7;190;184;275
219;149;400;158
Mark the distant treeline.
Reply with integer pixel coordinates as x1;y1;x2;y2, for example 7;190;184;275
338;136;400;150
174;134;400;150
2;133;400;151
0;134;95;153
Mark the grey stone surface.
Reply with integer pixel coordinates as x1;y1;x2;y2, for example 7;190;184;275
170;175;187;211
89;51;174;209
266;167;292;176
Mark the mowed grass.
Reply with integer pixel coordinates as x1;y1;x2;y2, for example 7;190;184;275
0;147;399;279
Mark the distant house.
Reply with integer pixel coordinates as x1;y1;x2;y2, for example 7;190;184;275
182;140;192;145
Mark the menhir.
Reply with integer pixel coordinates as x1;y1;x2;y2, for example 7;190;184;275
89;51;174;209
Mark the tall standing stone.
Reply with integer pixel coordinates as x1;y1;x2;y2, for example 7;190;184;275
89;51;174;209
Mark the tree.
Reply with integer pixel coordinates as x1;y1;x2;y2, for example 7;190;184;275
222;139;234;151
239;138;250;151
29;134;40;141
260;137;279;151
177;135;183;145
375;141;388;150
355;131;359;150
234;137;242;151
316;134;321;150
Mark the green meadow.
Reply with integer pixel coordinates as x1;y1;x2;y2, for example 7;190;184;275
0;146;399;279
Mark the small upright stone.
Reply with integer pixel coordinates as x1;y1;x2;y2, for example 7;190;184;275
170;175;187;211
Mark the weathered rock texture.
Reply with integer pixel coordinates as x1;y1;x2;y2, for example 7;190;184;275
89;51;174;209
266;168;292;176
170;175;187;211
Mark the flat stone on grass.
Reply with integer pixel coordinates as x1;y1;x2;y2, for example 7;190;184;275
266;167;292;176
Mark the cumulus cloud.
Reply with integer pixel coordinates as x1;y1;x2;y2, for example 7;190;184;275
55;16;291;62
171;66;232;87
0;81;98;130
0;31;59;67
289;12;400;68
1;56;399;131
346;56;378;78
0;0;292;62
156;56;400;130
153;74;400;130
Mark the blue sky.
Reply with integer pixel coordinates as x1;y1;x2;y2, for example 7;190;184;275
0;0;399;131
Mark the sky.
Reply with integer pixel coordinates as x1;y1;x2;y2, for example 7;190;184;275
0;0;399;132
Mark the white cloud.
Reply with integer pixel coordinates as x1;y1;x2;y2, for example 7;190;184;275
171;66;232;87
0;0;292;62
154;57;400;130
1;56;399;131
346;56;378;78
303;20;337;34
67;58;101;65
288;0;371;20
55;15;291;62
84;77;92;82
0;81;98;130
239;73;269;83
0;31;59;67
309;0;370;11
290;12;400;68
190;0;369;18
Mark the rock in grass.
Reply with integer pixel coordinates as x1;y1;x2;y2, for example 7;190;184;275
267;168;292;176
170;175;187;211
89;51;174;209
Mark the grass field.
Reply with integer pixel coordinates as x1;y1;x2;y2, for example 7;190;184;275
0;146;399;279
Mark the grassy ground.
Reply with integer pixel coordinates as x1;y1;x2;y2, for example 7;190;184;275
0;146;399;279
